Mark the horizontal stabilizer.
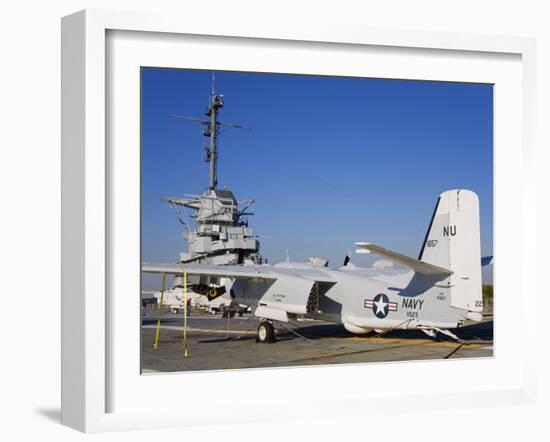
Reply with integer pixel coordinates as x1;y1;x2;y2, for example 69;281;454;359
355;242;453;276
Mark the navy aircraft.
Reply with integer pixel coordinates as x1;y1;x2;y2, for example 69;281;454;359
143;189;492;343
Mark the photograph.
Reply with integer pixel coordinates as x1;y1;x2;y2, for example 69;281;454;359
140;68;494;373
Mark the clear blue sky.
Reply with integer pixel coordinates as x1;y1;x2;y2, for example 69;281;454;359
141;68;493;282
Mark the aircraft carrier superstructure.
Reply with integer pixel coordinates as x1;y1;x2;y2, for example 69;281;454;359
165;81;262;267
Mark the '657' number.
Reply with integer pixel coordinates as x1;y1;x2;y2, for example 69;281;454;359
427;240;438;247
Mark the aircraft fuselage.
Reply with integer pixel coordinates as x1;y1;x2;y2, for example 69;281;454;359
229;266;472;333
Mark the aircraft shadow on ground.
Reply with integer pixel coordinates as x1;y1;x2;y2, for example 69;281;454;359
197;335;258;344
285;320;493;343
141;315;493;343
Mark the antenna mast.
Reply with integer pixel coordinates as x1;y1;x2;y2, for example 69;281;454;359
206;74;223;190
171;73;251;191
165;76;261;265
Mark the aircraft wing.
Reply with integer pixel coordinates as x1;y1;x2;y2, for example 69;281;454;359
354;242;453;276
142;263;277;280
143;262;337;284
143;262;336;323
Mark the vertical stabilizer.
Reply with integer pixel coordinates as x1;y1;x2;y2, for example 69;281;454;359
419;190;482;312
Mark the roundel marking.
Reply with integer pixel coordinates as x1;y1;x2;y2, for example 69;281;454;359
364;293;398;319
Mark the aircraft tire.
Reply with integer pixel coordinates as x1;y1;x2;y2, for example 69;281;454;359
257;321;275;343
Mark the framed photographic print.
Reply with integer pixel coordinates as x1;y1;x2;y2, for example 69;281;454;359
61;9;537;433
139;68;494;372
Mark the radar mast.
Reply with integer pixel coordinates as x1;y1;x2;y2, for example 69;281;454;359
165;75;262;266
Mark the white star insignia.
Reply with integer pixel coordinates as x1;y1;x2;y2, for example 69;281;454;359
374;298;388;315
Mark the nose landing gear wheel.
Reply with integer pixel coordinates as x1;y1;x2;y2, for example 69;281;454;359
257;321;275;343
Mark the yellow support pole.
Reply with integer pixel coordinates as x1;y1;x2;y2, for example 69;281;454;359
183;271;188;358
153;272;167;351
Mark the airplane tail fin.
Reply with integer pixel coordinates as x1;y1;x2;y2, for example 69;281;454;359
419;189;483;313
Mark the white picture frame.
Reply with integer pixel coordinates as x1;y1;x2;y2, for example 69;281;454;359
61;9;537;433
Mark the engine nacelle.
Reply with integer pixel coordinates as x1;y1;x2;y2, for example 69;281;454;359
343;322;373;334
256;276;320;315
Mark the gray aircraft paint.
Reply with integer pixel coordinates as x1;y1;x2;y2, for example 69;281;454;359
144;189;489;335
227;266;464;331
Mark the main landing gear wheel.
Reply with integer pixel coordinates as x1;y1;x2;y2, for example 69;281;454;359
257;321;276;343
